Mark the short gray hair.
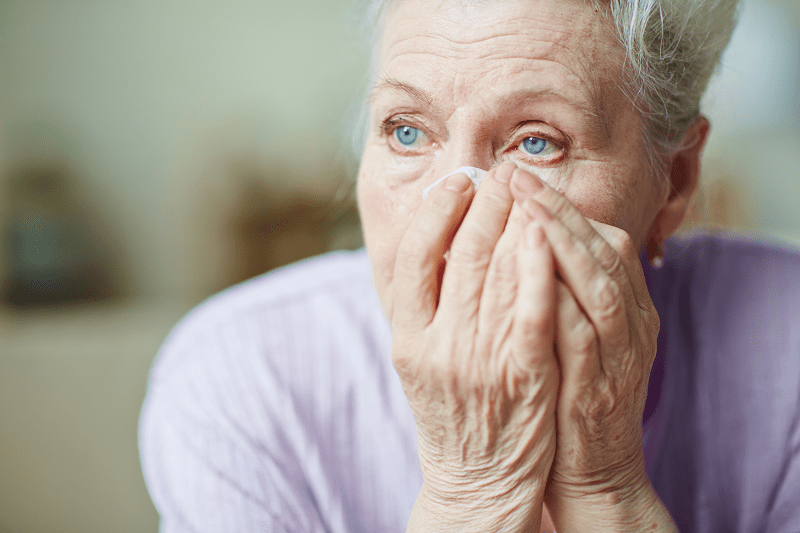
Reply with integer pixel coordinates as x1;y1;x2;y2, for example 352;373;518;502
346;0;740;179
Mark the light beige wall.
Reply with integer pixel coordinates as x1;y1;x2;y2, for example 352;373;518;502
0;0;370;300
697;0;800;243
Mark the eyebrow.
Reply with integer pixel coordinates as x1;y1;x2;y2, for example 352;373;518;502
370;76;599;120
370;77;434;107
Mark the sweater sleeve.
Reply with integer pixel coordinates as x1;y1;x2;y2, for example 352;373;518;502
138;312;328;533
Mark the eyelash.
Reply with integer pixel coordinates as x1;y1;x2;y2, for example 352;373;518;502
381;117;423;143
380;115;566;164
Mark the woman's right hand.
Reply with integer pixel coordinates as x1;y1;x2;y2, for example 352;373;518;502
389;161;560;532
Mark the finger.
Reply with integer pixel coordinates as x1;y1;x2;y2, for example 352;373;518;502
521;198;632;374
509;167;642;308
478;201;526;334
391;171;474;332
437;162;517;319
555;281;601;394
588;220;654;314
513;222;557;370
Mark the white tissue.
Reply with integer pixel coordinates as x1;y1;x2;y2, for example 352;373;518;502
422;166;488;198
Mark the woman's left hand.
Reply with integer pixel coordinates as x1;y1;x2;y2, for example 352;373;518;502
508;167;676;531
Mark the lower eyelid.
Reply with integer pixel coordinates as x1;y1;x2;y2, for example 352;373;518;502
516;142;561;158
509;148;564;165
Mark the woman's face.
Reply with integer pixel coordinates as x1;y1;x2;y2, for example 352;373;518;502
357;0;666;314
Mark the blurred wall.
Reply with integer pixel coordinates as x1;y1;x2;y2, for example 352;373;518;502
0;0;369;302
0;2;370;532
699;0;800;242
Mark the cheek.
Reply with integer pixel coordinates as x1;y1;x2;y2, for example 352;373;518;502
565;182;625;227
563;171;658;248
358;171;414;244
357;162;419;293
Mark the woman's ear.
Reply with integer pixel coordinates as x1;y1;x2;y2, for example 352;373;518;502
647;116;711;245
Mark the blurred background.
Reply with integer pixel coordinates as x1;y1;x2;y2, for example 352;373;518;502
0;0;798;531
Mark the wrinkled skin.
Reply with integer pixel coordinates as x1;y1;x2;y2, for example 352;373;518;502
357;0;707;530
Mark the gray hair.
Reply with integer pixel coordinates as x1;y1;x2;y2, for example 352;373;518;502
345;0;740;180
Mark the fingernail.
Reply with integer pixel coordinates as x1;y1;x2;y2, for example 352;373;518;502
523;198;553;222
526;223;544;249
513;168;544;194
445;173;472;192
493;161;517;183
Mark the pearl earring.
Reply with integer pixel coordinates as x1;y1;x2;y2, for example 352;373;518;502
650;240;665;269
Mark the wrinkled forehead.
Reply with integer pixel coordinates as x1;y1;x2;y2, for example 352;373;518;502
375;0;628;116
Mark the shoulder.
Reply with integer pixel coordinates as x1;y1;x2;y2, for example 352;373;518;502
138;249;383;531
138;249;394;530
146;248;383;387
651;230;800;363
648;230;800;322
666;230;800;279
649;230;800;432
139;248;390;461
167;248;376;343
648;232;800;528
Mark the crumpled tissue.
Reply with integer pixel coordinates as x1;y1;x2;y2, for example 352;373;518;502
422;166;488;198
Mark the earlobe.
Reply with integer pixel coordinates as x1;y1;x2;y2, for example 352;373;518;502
646;116;711;249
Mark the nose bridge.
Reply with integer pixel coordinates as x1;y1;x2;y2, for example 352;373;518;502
434;117;496;176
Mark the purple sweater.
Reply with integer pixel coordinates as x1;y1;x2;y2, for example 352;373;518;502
139;232;800;532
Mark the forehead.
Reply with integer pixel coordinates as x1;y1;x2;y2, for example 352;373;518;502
375;0;627;120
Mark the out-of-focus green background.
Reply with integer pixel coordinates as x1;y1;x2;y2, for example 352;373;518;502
0;0;798;531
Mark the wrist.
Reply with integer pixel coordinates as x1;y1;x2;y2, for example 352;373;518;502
545;474;677;533
407;478;546;533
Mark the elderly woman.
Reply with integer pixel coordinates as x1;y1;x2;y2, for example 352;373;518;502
139;0;800;531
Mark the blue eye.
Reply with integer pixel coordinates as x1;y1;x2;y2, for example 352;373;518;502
520;136;556;157
394;126;422;146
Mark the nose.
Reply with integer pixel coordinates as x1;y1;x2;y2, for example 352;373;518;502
430;129;496;179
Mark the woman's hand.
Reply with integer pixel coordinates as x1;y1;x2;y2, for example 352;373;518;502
390;162;559;532
509;167;677;532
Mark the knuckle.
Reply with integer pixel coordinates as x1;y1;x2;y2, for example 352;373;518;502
448;228;494;266
447;244;490;268
590;230;633;280
608;228;636;259
569;318;597;355
391;342;418;378
591;239;625;278
616;231;636;256
593;278;623;319
396;236;435;272
422;185;459;215
490;252;517;287
606;251;626;280
573;381;617;428
425;184;468;223
519;300;551;335
480;185;511;207
555;229;579;255
425;354;452;380
545;190;572;220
